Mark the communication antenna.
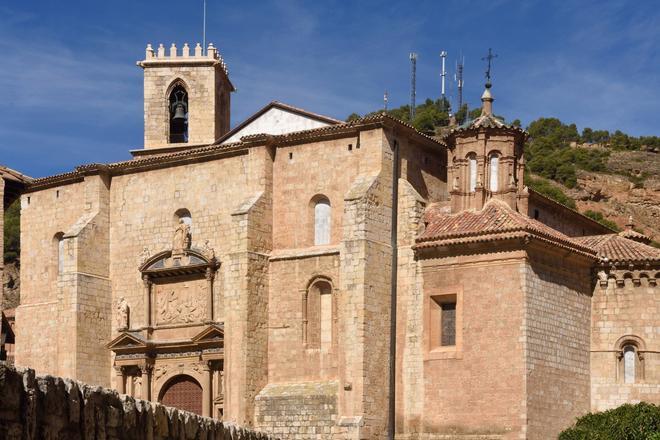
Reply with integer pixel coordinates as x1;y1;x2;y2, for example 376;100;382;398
203;0;207;54
456;54;465;110
409;52;417;121
384;90;389;112
440;51;447;111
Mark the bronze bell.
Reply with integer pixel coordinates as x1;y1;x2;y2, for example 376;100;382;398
172;103;186;121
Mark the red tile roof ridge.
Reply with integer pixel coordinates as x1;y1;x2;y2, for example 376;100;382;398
417;198;595;257
573;234;660;263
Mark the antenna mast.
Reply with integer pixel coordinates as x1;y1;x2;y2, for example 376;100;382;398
440;51;447;111
409;52;417;121
203;0;207;54
456;55;464;110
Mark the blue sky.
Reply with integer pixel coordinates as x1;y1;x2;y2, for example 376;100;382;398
1;0;658;177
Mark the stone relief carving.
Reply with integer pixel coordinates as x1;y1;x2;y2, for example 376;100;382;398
139;246;151;265
202;240;216;260
172;219;191;255
157;289;206;324
116;297;129;330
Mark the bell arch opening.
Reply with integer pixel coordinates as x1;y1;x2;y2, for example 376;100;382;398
158;374;203;415
168;83;189;144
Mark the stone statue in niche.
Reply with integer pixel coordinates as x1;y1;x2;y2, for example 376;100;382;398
172;219;191;255
116;297;129;330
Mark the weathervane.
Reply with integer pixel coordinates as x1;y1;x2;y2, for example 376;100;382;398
481;48;498;85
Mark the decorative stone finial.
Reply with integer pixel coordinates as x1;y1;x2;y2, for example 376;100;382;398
170;43;177;57
146;43;154;59
207;42;217;58
481;82;494;116
626;215;634;230
194;43;203;57
182;43;190;57
157;43;165;57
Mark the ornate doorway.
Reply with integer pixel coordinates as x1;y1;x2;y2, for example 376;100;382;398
159;375;203;415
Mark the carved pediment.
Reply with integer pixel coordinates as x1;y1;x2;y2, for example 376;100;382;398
140;248;217;278
107;332;149;351
191;324;224;343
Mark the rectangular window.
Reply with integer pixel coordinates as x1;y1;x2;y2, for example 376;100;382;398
427;293;460;351
440;302;456;346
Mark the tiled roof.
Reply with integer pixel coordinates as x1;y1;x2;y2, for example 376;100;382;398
416;199;596;257
573;234;660;263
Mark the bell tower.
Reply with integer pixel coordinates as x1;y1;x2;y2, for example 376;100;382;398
137;42;234;150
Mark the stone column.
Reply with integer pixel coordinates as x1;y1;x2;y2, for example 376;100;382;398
114;366;125;394
143;275;152;328
202;363;212;417
140;365;152;401
205;268;214;322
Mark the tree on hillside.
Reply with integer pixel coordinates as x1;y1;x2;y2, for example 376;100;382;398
4;200;20;262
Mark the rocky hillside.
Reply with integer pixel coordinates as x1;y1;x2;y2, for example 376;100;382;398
568;150;660;241
2;260;20;309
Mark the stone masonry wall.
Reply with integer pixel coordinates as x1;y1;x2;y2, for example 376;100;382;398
591;268;660;411
0;363;277;440
523;250;592;440
255;381;337;439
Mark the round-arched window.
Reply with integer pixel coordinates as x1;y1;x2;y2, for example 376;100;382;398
313;197;331;245
159;375;202;415
623;345;636;384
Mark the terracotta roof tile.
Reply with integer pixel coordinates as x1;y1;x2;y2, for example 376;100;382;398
573;234;660;263
416;199;595;257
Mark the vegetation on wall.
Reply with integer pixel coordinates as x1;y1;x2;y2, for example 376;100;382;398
558;402;660;440
4;200;20;263
583;210;621;232
525;174;576;209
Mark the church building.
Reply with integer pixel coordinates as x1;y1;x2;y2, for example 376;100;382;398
6;42;660;439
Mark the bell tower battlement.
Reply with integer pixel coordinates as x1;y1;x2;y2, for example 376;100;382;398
137;43;234;150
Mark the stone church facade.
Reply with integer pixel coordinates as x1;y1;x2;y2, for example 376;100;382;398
4;43;660;439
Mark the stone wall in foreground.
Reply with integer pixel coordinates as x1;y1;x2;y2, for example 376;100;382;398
0;363;278;440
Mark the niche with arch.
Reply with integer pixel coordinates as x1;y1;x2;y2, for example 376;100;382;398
303;277;335;350
51;232;65;281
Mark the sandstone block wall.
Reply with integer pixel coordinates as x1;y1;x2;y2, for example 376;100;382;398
591;270;660;411
0;363;277;440
255;381;337;439
523;251;592;439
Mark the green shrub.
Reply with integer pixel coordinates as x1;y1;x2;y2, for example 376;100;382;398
559;402;660;440
583;210;621;232
526;174;577;209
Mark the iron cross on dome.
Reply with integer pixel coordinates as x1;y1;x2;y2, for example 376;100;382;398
482;48;498;83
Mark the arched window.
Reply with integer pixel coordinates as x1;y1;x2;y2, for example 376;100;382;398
304;278;334;350
623;345;636;384
313;197;331;245
489;153;499;191
159;375;202;415
467;154;477;192
168;84;188;143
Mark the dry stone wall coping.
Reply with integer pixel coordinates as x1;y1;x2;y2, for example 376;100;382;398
0;363;278;440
